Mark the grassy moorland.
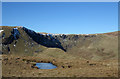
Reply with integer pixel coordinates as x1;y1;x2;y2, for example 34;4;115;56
1;26;118;77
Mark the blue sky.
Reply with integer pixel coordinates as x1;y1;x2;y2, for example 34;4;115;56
2;2;118;34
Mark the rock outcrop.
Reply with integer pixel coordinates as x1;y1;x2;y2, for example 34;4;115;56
1;26;118;60
22;27;66;51
3;28;20;45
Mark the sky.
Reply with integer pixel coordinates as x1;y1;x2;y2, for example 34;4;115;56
2;2;118;34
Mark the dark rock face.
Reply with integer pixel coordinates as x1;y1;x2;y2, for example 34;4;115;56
2;33;5;38
1;26;118;60
3;28;20;45
11;28;20;40
22;27;66;51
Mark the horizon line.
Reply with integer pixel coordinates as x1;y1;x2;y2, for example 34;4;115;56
0;26;118;35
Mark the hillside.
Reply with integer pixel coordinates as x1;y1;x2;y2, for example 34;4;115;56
1;26;118;77
0;26;118;60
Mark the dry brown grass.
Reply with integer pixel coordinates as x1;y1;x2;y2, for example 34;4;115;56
2;54;118;77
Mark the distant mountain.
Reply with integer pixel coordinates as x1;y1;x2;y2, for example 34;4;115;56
0;26;118;60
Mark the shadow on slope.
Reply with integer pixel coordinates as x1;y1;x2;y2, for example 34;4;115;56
22;27;66;52
3;28;20;45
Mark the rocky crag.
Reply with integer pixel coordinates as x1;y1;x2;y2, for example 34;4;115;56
0;26;118;60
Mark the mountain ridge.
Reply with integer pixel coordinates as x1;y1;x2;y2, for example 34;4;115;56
0;26;118;60
0;26;118;35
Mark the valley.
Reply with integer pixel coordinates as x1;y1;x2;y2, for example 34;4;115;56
0;26;119;77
